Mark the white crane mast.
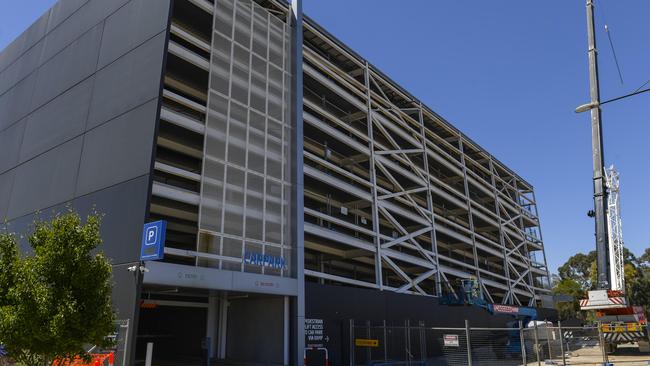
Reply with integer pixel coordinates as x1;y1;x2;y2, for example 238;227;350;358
605;165;625;292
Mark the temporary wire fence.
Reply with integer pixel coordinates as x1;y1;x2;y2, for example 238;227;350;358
349;320;650;366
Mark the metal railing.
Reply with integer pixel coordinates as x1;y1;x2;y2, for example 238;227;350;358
349;320;650;366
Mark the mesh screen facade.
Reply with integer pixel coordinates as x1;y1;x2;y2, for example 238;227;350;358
198;0;294;277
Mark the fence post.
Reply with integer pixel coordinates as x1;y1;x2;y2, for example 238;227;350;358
597;321;608;364
558;321;566;366
465;319;473;366
545;321;552;361
145;342;153;366
533;321;541;366
406;319;411;364
383;319;388;362
419;320;426;362
349;319;354;366
366;320;372;363
519;320;527;365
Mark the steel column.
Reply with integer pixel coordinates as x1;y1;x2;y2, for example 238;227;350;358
585;0;610;290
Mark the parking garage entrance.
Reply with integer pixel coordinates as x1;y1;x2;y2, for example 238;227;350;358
136;286;290;366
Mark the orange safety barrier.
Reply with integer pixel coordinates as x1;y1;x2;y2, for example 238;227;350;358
53;352;115;366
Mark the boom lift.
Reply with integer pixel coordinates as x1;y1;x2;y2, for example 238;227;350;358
442;279;551;358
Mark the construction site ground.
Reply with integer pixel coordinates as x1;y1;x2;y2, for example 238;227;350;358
535;343;650;365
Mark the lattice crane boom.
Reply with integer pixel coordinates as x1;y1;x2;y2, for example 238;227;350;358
605;165;625;293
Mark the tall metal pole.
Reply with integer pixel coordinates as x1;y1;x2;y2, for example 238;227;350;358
585;0;610;290
290;0;305;364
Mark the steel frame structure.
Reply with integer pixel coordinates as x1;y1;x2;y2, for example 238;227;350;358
298;8;551;305
147;0;551;306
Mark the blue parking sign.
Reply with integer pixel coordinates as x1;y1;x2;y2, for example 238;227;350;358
140;220;166;261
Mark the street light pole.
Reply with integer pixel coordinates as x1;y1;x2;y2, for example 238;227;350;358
585;0;610;290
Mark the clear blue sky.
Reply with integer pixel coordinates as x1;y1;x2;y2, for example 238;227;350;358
2;1;649;273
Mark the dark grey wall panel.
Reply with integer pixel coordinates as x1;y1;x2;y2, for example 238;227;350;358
75;175;150;263
1;203;70;254
77;99;158;197
0;39;44;96
0;2;170;364
19;76;94;163
98;0;170;69
6;137;83;220
42;0;129;63
0;0;133;97
227;296;284;363
31;22;103;110
0;119;26;174
0;72;37;131
46;0;89;34
0;170;15;220
87;31;166;129
0;7;50;73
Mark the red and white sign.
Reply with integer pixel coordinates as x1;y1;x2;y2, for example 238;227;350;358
443;334;460;347
580;296;627;309
492;304;520;314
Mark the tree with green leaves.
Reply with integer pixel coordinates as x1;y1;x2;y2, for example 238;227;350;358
555;246;650;319
558;251;597;289
552;278;586;320
0;210;115;366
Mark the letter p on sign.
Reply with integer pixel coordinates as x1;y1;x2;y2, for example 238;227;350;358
145;227;158;245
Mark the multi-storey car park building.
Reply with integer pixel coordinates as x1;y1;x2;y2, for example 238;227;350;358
0;0;552;364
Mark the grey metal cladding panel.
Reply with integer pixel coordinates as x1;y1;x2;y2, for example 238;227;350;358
42;0;130;63
0;119;26;174
19;77;94;164
74;174;150;264
0;37;45;96
2;202;74;254
76;98;158;196
0;8;50;73
31;23;103;111
0;170;15;220
46;0;90;33
110;262;140;320
6;136;83;220
0;73;37;132
87;31;166;129
97;0;171;69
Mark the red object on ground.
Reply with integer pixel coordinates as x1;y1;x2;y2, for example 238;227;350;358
53;352;114;366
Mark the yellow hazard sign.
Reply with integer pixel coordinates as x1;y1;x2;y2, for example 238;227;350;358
602;323;641;333
355;338;379;347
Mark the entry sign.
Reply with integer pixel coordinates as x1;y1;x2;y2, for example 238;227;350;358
443;334;459;347
140;220;166;261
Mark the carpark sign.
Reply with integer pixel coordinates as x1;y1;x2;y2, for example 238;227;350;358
140;220;166;261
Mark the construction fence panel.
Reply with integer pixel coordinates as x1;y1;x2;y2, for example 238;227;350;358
425;327;469;366
351;322;388;366
349;321;650;366
470;328;523;366
350;322;470;365
558;326;605;365
521;327;539;365
603;324;650;365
